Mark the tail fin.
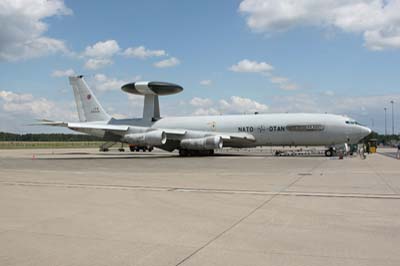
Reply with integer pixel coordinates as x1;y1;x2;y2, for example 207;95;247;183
69;75;111;122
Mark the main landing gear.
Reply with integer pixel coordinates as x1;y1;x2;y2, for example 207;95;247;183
179;149;214;157
324;147;336;157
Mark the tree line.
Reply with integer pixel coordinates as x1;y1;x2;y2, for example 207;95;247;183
363;131;399;144
0;132;101;142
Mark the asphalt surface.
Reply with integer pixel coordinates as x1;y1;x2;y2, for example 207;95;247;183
0;148;399;266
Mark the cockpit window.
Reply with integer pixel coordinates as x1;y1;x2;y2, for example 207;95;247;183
345;120;362;125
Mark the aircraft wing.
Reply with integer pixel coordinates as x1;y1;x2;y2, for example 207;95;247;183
31;120;130;133
33;120;255;147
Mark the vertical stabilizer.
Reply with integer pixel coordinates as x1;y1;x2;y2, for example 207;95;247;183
69;76;111;122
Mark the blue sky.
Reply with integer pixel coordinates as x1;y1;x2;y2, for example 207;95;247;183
0;0;400;133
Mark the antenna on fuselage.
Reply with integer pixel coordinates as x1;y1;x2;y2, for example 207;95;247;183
121;81;183;123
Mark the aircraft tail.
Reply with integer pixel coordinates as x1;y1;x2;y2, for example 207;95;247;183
69;75;111;122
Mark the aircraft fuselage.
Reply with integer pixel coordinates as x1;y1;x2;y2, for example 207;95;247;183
101;113;371;148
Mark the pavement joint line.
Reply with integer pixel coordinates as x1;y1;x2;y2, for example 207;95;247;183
1;229;199;250
377;152;399;160
365;157;399;195
1;181;400;199
214;246;400;263
174;162;315;266
1;168;308;175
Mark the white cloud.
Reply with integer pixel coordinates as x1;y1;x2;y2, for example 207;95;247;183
91;74;141;92
84;58;113;70
267;74;299;91
219;96;269;114
190;97;214;107
200;79;212;86
193;107;220;116
92;74;126;91
0;0;71;61
123;46;167;59
229;59;273;73
324;90;335;96
153;57;180;68
364;29;400;50
0;90;76;121
0;91;33;102
81;41;176;70
230;59;299;90
51;69;75;77
269;76;289;84
81;40;120;69
188;96;269;115
83;40;120;58
239;0;400;50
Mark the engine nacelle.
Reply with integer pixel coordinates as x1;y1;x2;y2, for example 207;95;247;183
180;136;223;150
123;130;167;146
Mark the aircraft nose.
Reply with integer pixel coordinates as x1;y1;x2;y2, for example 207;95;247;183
361;126;372;137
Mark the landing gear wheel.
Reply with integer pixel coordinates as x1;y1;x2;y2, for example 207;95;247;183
325;149;333;157
118;148;125;152
99;148;109;152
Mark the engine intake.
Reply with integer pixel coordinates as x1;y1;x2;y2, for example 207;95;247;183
123;130;167;146
180;136;223;150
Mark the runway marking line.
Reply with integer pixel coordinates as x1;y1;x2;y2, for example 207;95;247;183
1;180;399;199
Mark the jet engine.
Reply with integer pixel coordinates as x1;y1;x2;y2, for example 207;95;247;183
180;136;223;150
123;130;167;146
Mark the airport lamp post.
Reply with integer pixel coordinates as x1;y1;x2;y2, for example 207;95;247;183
391;100;395;135
384;107;387;135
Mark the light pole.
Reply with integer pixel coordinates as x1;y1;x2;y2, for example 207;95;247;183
390;100;395;135
384;107;387;135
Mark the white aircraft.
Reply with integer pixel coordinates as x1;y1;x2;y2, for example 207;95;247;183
39;75;371;156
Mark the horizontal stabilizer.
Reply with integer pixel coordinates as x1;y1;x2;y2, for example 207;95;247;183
29;119;68;127
67;123;129;131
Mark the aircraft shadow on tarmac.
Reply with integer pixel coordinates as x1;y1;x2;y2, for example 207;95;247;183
36;151;328;160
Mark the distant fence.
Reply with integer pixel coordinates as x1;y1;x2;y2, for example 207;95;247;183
0;141;104;149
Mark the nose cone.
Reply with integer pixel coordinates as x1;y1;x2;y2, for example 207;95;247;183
361;126;372;137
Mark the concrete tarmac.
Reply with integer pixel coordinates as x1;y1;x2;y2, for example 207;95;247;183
0;148;399;266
